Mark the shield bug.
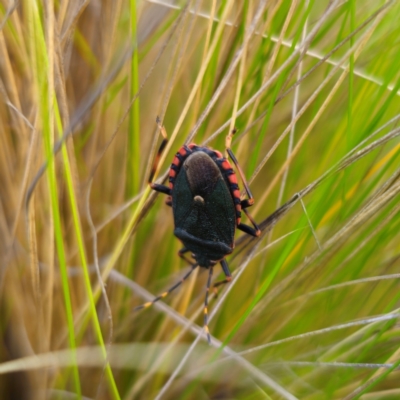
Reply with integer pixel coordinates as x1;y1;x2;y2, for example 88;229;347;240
135;118;260;344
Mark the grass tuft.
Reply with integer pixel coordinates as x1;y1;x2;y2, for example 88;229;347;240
1;0;400;398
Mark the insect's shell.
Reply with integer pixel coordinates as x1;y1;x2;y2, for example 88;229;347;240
168;144;242;267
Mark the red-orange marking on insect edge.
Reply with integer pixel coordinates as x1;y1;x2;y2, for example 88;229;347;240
172;156;180;166
233;189;241;199
178;148;187;157
228;174;238;185
221;160;231;170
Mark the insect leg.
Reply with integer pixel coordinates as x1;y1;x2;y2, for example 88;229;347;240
211;259;233;298
226;130;261;237
226;129;254;204
133;264;198;311
151;184;171;195
204;266;214;345
213;259;232;291
149;117;171;195
238;208;261;237
178;247;195;266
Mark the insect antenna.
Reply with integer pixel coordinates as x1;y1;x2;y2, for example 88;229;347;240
148;116;168;184
134;263;199;311
203;266;214;344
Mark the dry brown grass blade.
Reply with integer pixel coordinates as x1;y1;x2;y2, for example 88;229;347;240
25;8;165;206
89;3;189;182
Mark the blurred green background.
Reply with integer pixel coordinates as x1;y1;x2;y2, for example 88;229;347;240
1;0;400;399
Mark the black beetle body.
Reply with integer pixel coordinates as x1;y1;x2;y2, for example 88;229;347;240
171;146;239;268
135;120;260;344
